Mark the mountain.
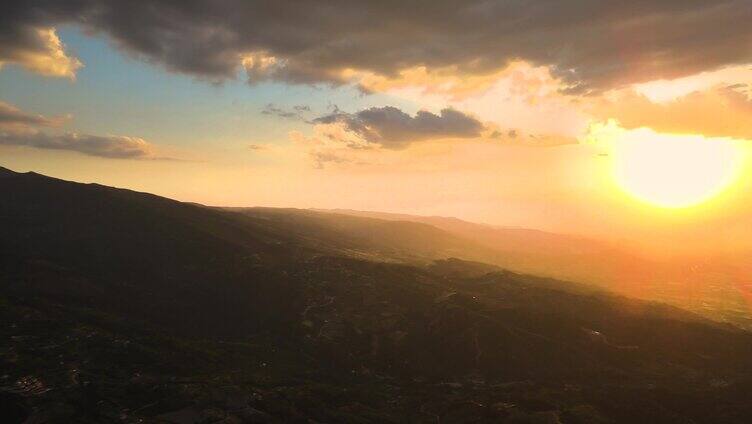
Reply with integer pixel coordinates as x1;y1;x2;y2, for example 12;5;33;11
225;207;506;265
3;166;752;423
320;209;752;330
317;209;656;280
230;207;646;289
319;209;605;255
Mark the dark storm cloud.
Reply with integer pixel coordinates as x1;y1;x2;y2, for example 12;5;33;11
2;1;750;92
315;106;485;149
0;130;154;158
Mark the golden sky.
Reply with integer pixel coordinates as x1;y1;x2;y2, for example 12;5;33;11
1;1;751;257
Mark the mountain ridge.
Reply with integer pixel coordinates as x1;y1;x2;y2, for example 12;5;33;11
3;166;752;422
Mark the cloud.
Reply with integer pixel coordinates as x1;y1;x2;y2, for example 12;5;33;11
0;26;82;78
260;103;311;120
301;104;572;157
487;125;576;147
0;130;154;159
314;106;485;149
310;150;354;169
0;101;157;159
592;85;752;140
0;101;62;128
1;1;749;92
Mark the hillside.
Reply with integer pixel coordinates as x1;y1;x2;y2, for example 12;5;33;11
3;167;752;423
321;209;752;329
225;207;506;265
317;209;661;282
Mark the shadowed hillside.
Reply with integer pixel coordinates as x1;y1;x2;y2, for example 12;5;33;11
3;167;752;423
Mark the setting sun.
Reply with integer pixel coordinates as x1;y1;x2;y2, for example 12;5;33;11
612;131;743;208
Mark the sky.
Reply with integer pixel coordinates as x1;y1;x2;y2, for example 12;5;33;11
1;0;752;256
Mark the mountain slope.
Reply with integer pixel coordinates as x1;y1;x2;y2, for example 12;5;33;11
318;208;653;282
320;209;752;330
0;168;306;337
320;209;605;255
226;207;505;265
3;166;752;423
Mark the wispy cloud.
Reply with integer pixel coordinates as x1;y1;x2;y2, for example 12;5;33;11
0;100;160;159
487;127;577;147
0;131;154;159
260;104;311;120
310;150;354;169
0;101;64;128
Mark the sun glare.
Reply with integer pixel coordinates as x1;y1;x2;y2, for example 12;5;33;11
612;130;743;208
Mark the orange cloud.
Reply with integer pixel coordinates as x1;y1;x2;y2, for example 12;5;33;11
0;27;82;79
590;85;752;140
0;101;160;159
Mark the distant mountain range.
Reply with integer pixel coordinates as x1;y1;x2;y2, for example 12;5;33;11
314;208;647;279
3;166;752;423
310;209;752;330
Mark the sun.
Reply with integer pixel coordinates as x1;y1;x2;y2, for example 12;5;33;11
611;130;743;209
